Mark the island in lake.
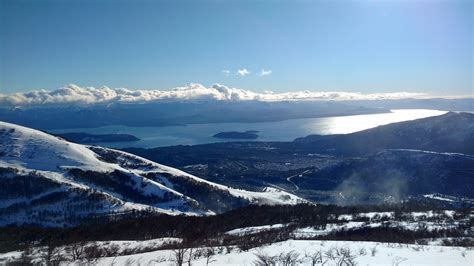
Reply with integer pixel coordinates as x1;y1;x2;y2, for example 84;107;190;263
55;132;140;144
213;130;259;139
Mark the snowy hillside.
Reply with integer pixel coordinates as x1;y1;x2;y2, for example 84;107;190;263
0;121;305;226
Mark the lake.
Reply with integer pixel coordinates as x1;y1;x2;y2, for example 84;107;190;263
50;109;447;148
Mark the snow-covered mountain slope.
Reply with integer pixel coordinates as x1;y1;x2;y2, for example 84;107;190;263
0;121;305;226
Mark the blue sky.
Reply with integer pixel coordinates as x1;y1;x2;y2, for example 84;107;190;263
0;0;472;96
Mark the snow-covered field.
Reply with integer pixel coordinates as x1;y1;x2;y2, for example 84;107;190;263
2;238;472;265
78;240;474;265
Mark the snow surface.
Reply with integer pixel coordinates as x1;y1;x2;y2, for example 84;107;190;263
66;240;474;265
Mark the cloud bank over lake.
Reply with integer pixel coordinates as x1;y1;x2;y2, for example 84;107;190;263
0;83;426;106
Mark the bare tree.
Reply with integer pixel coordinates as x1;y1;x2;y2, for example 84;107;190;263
187;247;194;266
278;250;300;266
171;246;188;266
83;243;103;264
204;247;216;266
67;241;86;261
304;250;322;266
253;251;277;266
42;244;63;266
335;247;357;266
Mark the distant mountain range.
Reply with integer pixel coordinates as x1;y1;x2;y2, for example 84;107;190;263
0;122;304;227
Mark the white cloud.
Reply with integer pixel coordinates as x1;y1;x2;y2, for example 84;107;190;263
0;83;428;106
236;68;250;76
221;69;230;76
258;69;272;76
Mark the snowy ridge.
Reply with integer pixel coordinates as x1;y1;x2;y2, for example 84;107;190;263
88;145;305;205
0;121;306;226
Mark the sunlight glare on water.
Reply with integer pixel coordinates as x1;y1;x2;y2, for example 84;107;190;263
312;109;448;135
